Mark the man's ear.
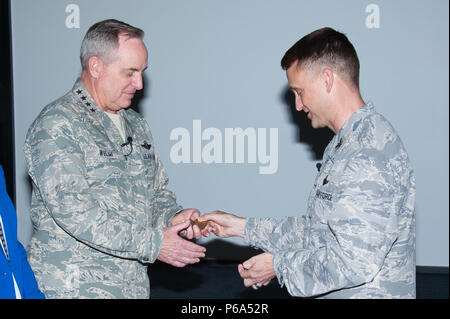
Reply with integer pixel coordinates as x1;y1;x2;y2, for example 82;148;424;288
87;56;103;78
321;68;334;93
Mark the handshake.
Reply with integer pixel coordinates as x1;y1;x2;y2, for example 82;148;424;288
157;208;275;290
178;209;247;239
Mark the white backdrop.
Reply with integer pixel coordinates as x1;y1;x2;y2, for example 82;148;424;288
10;0;449;266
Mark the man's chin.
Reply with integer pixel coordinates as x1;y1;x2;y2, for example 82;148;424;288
310;120;324;130
118;100;133;109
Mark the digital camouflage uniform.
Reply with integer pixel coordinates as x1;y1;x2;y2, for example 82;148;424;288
244;102;416;298
24;79;182;298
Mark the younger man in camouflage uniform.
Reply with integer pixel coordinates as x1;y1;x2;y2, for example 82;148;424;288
201;27;416;298
24;19;205;298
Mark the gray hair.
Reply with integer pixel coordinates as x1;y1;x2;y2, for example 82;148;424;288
80;19;144;70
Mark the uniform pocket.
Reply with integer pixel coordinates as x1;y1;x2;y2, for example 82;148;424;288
84;146;125;180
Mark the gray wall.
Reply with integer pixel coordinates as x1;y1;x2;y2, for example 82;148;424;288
10;0;449;266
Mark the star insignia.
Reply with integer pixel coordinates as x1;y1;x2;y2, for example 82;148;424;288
76;89;82;94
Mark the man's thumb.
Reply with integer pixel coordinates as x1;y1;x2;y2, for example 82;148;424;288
242;257;254;270
171;219;191;232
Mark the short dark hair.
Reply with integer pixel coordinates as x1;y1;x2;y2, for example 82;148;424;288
80;19;144;70
281;27;360;89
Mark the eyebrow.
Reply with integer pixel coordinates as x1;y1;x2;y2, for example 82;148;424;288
125;66;148;72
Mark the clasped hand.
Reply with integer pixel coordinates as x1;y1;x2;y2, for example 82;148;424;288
157;208;206;267
199;210;276;290
158;209;275;290
156;208;228;268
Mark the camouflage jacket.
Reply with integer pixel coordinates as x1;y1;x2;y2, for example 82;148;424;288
23;79;182;298
244;102;416;298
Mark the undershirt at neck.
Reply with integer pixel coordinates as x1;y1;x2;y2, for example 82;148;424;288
105;112;126;142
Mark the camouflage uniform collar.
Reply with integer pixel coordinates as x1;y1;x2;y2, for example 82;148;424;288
336;102;374;140
72;78;99;114
71;78;129;145
328;102;375;155
72;78;129;119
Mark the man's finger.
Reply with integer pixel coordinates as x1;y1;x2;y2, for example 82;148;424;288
192;224;202;239
180;239;206;254
176;256;201;265
185;226;194;239
238;263;251;279
171;219;191;233
171;260;187;268
243;278;253;288
241;257;254;270
197;212;222;224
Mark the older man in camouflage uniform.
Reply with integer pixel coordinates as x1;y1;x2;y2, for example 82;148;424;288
24;19;206;298
201;27;416;298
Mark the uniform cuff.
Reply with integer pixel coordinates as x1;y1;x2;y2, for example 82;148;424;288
137;226;164;264
164;206;183;227
272;252;286;288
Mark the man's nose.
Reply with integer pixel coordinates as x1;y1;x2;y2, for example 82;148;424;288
134;74;144;90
